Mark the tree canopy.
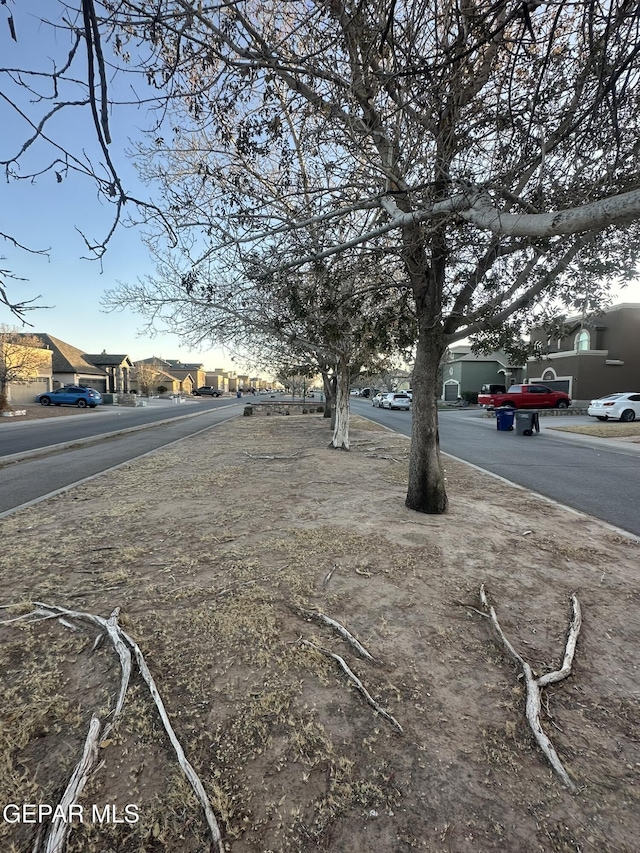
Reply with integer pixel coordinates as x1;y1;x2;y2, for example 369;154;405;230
4;0;640;510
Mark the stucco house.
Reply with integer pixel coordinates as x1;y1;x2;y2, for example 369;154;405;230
440;346;524;401
2;339;53;404
15;334;132;393
136;357;203;394
526;303;640;402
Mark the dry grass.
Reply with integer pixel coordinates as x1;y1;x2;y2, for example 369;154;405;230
1;413;640;853
548;421;640;438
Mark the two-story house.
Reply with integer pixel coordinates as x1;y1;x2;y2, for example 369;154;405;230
440;346;524;402
527;303;640;402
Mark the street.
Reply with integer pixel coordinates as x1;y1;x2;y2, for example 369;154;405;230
0;396;237;460
2;396;639;536
0;400;243;516
352;398;640;537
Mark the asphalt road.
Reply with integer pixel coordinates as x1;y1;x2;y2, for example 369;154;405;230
0;397;236;459
2;396;639;536
352;398;640;537
0;400;244;516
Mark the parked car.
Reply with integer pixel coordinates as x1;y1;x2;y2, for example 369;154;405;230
381;392;411;410
587;392;640;422
480;383;506;395
37;385;103;408
193;386;222;397
477;384;571;410
349;389;360;396
371;392;385;407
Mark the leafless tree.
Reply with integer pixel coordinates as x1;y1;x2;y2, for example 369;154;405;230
5;0;640;511
0;326;48;407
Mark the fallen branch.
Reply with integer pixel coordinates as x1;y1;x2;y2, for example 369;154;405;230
322;563;337;589
29;602;223;852
41;717;101;853
301;639;402;732
300;610;374;661
479;585;581;792
243;451;302;460
118;624;223;851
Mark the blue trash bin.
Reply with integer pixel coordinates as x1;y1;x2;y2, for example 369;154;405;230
496;407;515;431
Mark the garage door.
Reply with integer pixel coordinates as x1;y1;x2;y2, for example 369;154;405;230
7;377;50;403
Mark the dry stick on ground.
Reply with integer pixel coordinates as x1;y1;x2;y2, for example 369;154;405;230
322;563;337;589
300;609;375;661
40;716;101;853
31;602;223;853
301;639;403;732
479;585;582;792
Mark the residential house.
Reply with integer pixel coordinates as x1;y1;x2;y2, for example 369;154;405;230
164;359;206;390
440;346;524;402
527;303;640;402
206;370;229;393
17;334;118;393
83;350;133;392
135;357;201;394
2;340;53;404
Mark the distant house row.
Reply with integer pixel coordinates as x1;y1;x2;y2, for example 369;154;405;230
3;333;270;404
440;303;640;404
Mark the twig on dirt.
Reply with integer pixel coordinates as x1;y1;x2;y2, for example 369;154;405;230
452;600;490;619
300;610;374;661
322;563;337;589
215;576;271;597
0;608;58;626
31;602;224;852
243;451;302;460
118;624;224;852
67;585;125;598
479;585;581;792
301;639;402;733
39;716;101;853
355;567;372;578
363;453;403;463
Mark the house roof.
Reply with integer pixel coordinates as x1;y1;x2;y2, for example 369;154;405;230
165;359;204;369
29;334;106;376
447;350;521;367
84;353;132;367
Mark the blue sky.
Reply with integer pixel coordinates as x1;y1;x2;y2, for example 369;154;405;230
1;4;241;370
2;4;639;370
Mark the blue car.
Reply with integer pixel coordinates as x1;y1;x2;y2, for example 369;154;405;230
36;385;103;409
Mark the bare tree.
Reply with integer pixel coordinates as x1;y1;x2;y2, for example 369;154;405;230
93;0;640;511
131;360;166;397
6;1;640;511
0;326;48;408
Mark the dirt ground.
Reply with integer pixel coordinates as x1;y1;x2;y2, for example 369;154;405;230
1;411;639;853
1;403;93;422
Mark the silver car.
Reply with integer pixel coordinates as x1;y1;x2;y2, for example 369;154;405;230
588;392;640;422
381;392;411;410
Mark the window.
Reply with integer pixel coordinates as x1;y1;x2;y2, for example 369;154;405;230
575;330;590;351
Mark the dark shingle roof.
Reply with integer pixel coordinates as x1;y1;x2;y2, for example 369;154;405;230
84;353;132;367
28;334;106;376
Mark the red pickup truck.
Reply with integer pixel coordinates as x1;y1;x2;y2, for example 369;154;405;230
478;384;571;410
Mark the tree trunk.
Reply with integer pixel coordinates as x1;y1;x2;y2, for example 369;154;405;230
329;357;350;449
405;325;448;513
321;371;334;419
